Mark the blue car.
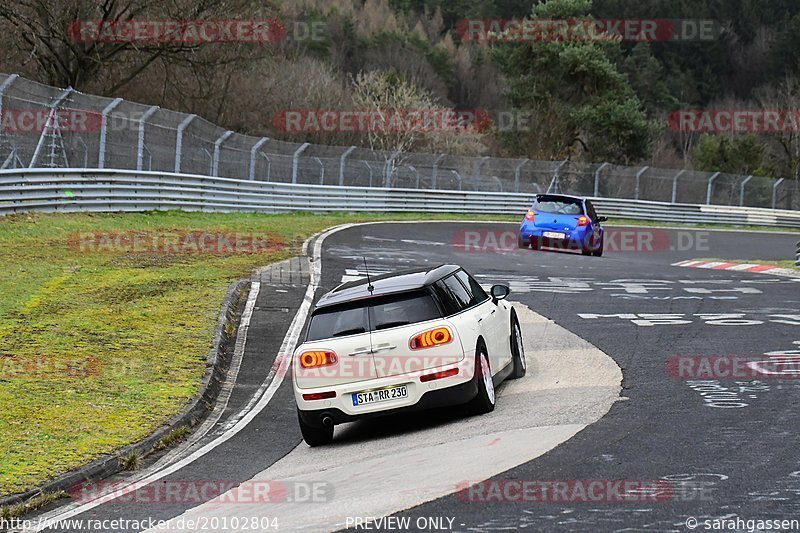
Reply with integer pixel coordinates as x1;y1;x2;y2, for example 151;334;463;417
518;194;608;256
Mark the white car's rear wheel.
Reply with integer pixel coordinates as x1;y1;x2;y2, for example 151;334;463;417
468;345;496;414
298;410;334;447
510;315;526;379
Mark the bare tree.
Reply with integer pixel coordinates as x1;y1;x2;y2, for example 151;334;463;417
0;0;275;94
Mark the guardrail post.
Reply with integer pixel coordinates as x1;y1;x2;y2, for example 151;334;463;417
706;171;721;205
671;169;686;204
515;159;530;193
593;162;609;197
137;106;159;171
634;166;649;200
432;153;446;190
30;87;73;168
212;130;233;177
772;178;785;209
739;175;754;207
292;142;310;184
98;98;123;169
339;146;356;186
249;137;269;180
174;114;197;173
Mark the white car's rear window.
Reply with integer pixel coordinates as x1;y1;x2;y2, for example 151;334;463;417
306;291;440;341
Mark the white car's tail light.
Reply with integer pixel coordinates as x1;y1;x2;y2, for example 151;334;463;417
409;327;453;350
299;350;338;369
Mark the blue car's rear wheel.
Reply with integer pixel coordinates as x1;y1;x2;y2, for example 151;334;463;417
591;235;604;257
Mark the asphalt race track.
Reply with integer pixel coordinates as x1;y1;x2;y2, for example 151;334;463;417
24;222;800;533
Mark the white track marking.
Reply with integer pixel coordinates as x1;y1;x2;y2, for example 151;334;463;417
146;304;623;532
26;224;357;531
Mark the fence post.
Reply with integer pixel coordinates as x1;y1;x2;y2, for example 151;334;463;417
634;166;649;200
548;160;568;194
98;98;123;169
30;87;73;168
706;172;721;205
339;146;356;186
0;74;19;135
451;170;462;191
292;142;310;184
772;178;785;209
0;74;18;119
314;157;325;185
363;161;374;187
432;153;446;190
739;175;753;207
212;130;233;177
249;137;269;180
174;114;197;174
261;153;272;182
473;156;490;187
515;159;530;193
671;169;686;204
137;106;159;171
0;74;19;163
593;162;609;197
384;150;401;188
408;166;420;188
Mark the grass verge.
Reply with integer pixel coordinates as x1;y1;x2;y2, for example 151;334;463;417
0;211;507;497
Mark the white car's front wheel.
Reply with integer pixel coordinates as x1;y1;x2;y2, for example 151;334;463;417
468;345;496;415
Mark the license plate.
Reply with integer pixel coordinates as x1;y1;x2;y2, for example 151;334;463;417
352;385;409;406
543;231;566;239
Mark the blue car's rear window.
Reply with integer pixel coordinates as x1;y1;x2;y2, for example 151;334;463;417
534;199;583;215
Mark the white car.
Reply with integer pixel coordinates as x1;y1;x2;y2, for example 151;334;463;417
292;264;526;446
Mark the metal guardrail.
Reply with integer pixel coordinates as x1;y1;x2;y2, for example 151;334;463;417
1;73;798;210
2;169;800;229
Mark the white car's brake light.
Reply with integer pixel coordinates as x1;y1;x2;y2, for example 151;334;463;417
409;327;453;350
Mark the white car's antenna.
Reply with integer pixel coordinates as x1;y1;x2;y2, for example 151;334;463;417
363;257;375;293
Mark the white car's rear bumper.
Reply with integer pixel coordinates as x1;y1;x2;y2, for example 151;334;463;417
294;351;477;426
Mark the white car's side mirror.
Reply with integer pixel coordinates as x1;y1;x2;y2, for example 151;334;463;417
491;285;510;303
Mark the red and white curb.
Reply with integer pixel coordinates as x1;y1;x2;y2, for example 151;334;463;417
672;260;800;278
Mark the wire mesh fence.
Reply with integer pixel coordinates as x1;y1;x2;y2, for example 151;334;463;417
1;73;797;210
